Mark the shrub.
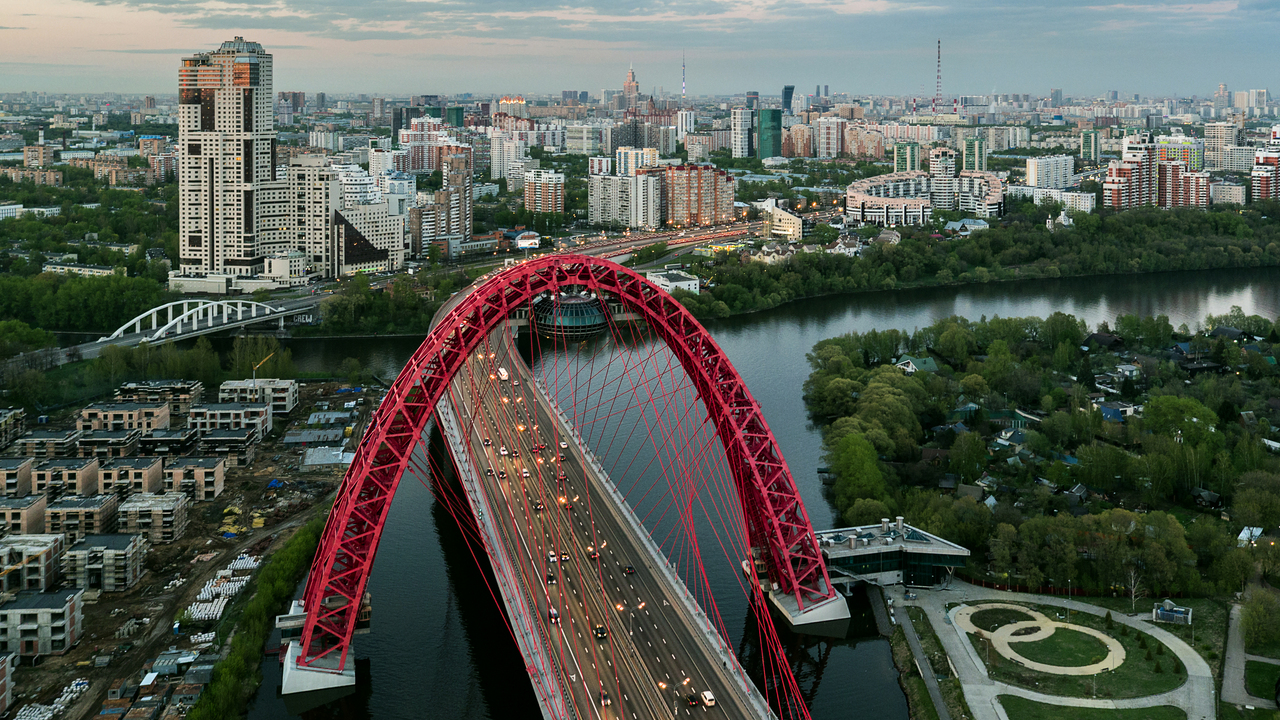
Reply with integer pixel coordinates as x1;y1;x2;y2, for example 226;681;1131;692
1156;643;1163;656
1139;635;1148;649
1105;611;1113;628
1145;649;1153;661
1120;626;1129;636
1154;660;1163;673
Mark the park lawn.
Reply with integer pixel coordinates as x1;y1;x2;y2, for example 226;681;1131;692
1078;596;1228;679
1015;627;1110;667
970;606;1036;632
965;602;1185;698
1218;701;1278;720
999;696;1185;720
1244;660;1280;700
906;606;974;720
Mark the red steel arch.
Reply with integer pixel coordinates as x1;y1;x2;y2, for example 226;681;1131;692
297;253;836;672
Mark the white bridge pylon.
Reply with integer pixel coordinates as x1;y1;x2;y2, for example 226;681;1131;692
102;299;285;343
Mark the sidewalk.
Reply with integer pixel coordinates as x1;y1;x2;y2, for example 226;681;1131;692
1222;604;1279;709
900;603;953;720
906;580;1215;720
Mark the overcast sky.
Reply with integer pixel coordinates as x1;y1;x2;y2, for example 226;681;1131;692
0;0;1273;98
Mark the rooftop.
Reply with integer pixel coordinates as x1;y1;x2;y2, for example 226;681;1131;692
0;589;80;611
0;534;63;552
0;495;44;509
70;533;142;552
48;495;114;510
0;458;34;469
120;493;185;511
22;429;81;440
199;428;255;440
83;402;167;412
119;380;202;390
163;456;224;468
816;518;971;560
36;457;97;470
191;403;270;412
102;457;162;469
220;379;296;389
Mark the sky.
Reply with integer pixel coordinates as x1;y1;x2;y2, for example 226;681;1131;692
0;0;1275;98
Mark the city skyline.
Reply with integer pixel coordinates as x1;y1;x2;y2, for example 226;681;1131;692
0;0;1274;96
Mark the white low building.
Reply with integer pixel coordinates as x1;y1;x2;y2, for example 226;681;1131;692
645;270;699;295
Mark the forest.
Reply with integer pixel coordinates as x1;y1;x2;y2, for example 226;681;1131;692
802;309;1280;598
672;199;1280;319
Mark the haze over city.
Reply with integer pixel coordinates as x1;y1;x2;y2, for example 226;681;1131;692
1;0;1275;94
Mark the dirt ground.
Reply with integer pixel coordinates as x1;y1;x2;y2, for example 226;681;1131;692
5;381;379;719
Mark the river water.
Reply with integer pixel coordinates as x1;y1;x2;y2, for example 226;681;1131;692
248;267;1280;720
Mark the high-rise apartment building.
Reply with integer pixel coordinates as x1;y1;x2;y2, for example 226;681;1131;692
731;107;753;158
893;142;921;172
1204;121;1244;170
1103;134;1157;209
788;124;814;158
1252;147;1280;202
1080;130;1100;163
1157;161;1211;208
1026;155;1074;189
962;137;986;171
177;37;277;277
615;146;658;176
524;170;565;214
676;110;696;141
411;153;473;259
757;109;782;159
814;117;846;159
1154;132;1205;171
1050;88;1064;107
664;164;735;227
588;174;662;229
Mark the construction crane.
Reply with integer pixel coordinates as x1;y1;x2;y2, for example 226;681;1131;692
252;352;275;391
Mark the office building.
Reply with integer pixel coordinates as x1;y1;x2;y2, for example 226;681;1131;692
894;142;921;172
757;109;782;159
615;146;658;176
0;535;64;592
0;590;83;656
524;170;565;214
782;86;795;113
962;137;986;172
118;493;190;544
1080;130;1100;162
163;457;226;501
645;270;699;295
623;66;640;109
63;534;147;593
219;378;298;415
731;107;753;158
763;205;803;243
178;38;276;277
1026;155;1074;189
1050;88;1063;107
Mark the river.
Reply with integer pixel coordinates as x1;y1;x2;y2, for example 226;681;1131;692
247;266;1280;720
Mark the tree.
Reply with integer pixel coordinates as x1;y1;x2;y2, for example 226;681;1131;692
1078;353;1097;392
844;498;892;527
1120;375;1138;400
827;432;890;510
1240;590;1280;652
949;431;988;483
1125;563;1147;612
341;357;365;386
990;523;1018;580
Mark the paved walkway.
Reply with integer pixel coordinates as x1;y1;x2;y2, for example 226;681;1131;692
906;581;1214;720
953;603;1125;676
900;601;953;720
1223;604;1279;709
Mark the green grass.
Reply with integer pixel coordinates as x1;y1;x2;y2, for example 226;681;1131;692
1015;628;1110;667
906;606;975;720
970;607;1036;632
1066;596;1226;678
999;696;1185;720
903;676;941;720
1217;700;1280;720
1245;660;1280;700
966;602;1185;699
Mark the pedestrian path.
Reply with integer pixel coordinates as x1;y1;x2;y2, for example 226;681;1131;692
1223;604;1278;710
952;602;1125;676
905;580;1214;720
900;602;953;720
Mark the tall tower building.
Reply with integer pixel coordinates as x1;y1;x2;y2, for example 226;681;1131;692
1080;130;1100;163
623;65;640;110
731;107;753;158
782;86;795;114
757;109;782;159
893;142;921;172
962;137;987;171
746;91;760;111
178;37;277;277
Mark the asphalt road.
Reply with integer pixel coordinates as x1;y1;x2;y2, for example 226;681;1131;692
445;325;762;719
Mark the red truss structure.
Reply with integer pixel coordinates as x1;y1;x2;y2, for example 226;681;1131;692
296;254;836;673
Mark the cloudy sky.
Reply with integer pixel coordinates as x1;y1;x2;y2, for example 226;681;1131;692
0;0;1272;97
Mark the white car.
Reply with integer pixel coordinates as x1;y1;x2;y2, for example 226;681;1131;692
701;691;716;707
521;468;530;478
548;551;558;563
499;446;509;456
559;441;568;449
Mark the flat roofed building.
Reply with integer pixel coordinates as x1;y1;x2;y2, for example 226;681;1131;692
118;493;189;544
99;457;164;494
197;428;256;467
163;457;225;500
77;402;171;433
0;589;84;657
138;428;198;458
45;495;118;544
0;495;47;535
16;429;83;458
116;380;204;415
0;459;33;498
34;457;100;496
0;409;25;450
644;270;699;295
815;516;970;587
188;403;272;442
218;379;298;415
0;535;65;592
63;534;146;592
77;429;143;459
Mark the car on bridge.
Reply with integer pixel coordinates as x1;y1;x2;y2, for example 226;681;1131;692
548;551;558;563
559;441;569;449
599;691;611;706
686;694;700;707
593;625;608;640
499;445;508;456
701;691;716;707
483;437;491;446
546;573;556;585
548;608;560;624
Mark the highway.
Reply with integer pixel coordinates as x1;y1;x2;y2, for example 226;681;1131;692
443;323;768;719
